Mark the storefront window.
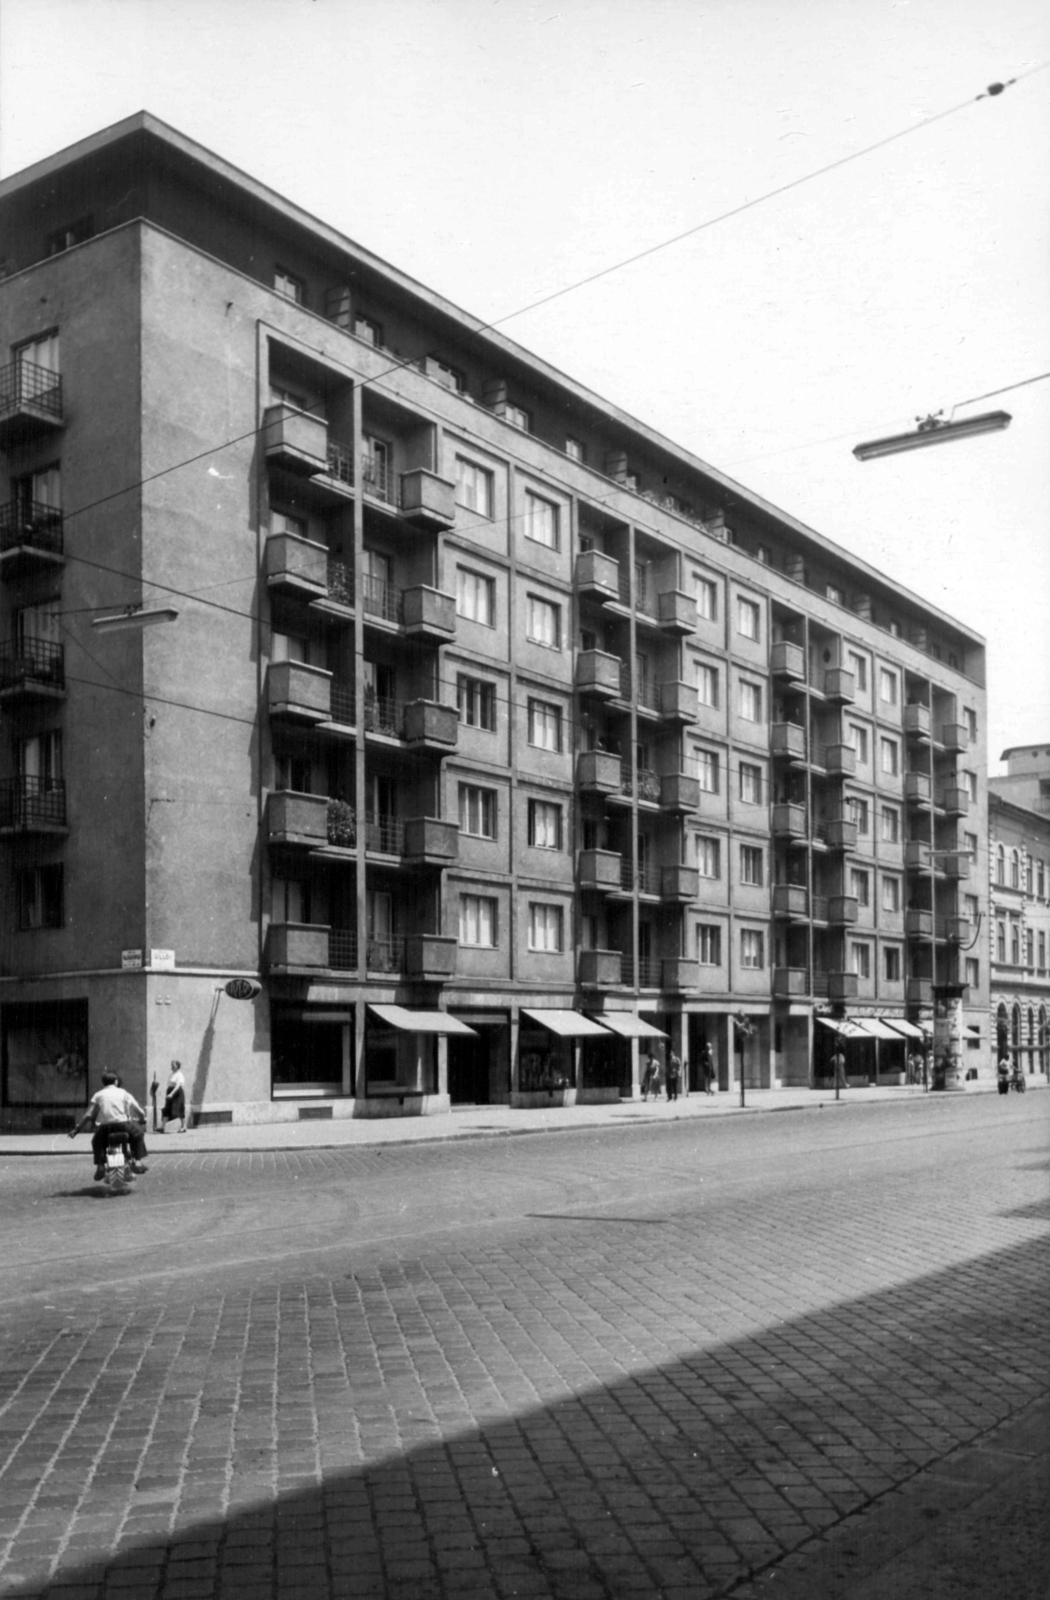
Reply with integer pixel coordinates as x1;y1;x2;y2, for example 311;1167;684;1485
3;1000;88;1106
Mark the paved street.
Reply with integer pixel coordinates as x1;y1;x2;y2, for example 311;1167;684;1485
0;1094;1046;1599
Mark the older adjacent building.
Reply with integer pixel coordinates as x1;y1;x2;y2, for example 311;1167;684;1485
988;745;1050;1080
0;113;990;1128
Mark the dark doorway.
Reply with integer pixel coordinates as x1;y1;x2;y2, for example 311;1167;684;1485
448;1032;491;1105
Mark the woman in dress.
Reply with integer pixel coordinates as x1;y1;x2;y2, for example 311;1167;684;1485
161;1059;187;1132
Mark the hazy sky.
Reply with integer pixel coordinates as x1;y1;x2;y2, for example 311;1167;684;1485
2;0;1047;767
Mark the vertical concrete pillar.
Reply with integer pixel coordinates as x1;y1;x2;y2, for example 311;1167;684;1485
353;1002;367;1099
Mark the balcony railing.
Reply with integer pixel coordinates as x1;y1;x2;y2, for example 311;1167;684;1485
0;359;63;442
620;859;663;895
0;638;64;693
620;955;661;988
362;575;403;624
362;452;395;504
325;439;354;486
330;678;356;726
327;558;353;606
0;775;67;831
0;500;64;557
367;936;406;974
365;813;405;855
619;764;661;802
328;929;358;971
363;692;402;737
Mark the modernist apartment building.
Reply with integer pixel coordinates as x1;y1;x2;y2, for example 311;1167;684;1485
988;745;1050;1079
0;114;990;1128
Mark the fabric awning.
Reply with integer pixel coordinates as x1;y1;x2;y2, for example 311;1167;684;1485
369;1005;477;1036
590;1013;667;1040
816;1018;870;1039
858;1019;906;1041
882;1019;926;1041
521;1009;611;1038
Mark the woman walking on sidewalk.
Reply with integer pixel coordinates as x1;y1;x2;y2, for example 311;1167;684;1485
160;1059;187;1132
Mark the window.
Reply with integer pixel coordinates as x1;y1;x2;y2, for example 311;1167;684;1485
695;575;718;620
996;844;1006;885
697;750;719;794
847;796;870;835
963;707;977;742
1025;930;1034;968
850;941;871;979
696;837;721;878
459;784;497;839
965;957;980;988
964;893;979;921
697;663;719;708
848;651;868;693
273;876;311;924
850;868;870;907
14;330;60;378
1011;925;1020;965
528;800;563;850
739;680;762;723
1010;849;1020;890
697;925;722;965
456;567;495;625
1039;861;1046;899
353;314;382;345
528;903;563;952
46;217;93;255
826;583;843;605
14;463;61;520
847;723;869;764
996;921;1006;962
528;699;562;752
739;762;762;804
881;876;901;913
740;845;764;886
17;730;63;787
459;895;497;947
427;356;464;392
1025;857;1034;895
455;457;494;517
526;595;561;649
565;437;585;462
737;597;760;640
964;832;979;860
1039;932;1047;970
500;403;530;432
274;268;305;304
17;864;63;930
884;946;902;982
457;675;496;731
963;770;978;803
524;492;559;551
740;929;764;969
878;668;899;706
880;805;900;843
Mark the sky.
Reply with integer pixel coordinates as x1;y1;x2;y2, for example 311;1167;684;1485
1;0;1047;769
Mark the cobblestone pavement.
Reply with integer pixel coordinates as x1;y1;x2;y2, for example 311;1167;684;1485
0;1095;1046;1599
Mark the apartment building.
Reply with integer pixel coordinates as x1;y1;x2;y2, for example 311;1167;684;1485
988;745;1050;1079
0;114;989;1128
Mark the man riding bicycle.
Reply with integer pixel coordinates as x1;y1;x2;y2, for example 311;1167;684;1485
69;1072;149;1179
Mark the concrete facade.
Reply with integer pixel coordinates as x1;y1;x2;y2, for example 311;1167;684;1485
0;113;990;1127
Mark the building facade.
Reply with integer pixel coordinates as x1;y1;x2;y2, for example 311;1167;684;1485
0;114;990;1128
988;745;1050;1080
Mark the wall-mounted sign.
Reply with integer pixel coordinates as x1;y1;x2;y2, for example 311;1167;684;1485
150;949;176;971
121;949;143;970
224;978;262;1001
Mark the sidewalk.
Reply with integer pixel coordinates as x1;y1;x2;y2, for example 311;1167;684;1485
3;1078;1040;1157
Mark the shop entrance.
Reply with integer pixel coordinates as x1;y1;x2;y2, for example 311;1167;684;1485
448;1032;491;1105
271;1016;345;1097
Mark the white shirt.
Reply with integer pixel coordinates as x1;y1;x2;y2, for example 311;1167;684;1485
89;1085;144;1126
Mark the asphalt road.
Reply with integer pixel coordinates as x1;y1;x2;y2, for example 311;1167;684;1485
0;1095;1046;1598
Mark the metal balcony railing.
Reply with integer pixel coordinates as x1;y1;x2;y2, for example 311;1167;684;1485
326;439;354;486
0;500;64;555
0;775;67;829
811;894;829;921
0;637;64;690
330;679;356;725
618;765;661;802
811;972;831;997
0;359;62;417
619;859;663;895
327;558;353;606
634;577;657;617
362;574;403;624
362;452;394;504
363;693;402;738
366;935;406;974
328;929;358;971
365;813;405;854
635;673;659;712
617;567;632;607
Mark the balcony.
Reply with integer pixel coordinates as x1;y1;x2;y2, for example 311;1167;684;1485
938;786;969;817
905;908;934;938
403;585;456;642
577;750;622;795
365;813;404;855
820;743;856;778
662;865;700;901
941;916;972;943
659;773;700;812
825;816;858;851
906;977;933;1005
576;650;623;699
578;948;623;987
361;452;395;507
403;699;458;750
618;858;662;897
0;500;64;571
266;532;329;599
657;590;697;635
620;765;662;805
771;722;806;763
823;667;856;704
942;853;970;880
0;639;65;700
265;922;332;972
267;790;330;847
263;404;329;476
400;469;456;531
366;936;406;975
904;840;931;871
362;574;403;626
827;972;859;1001
328;928;359;972
662;958;699;990
658;680;698;724
268;661;331;723
772;803;807;840
904;772;932;807
772;967;809;997
0;359;63;447
578;850;622;893
402;817;459;865
405;934;457;981
0;776;67;835
575;550;621;602
937;722;968;753
903;703;931;741
773;884;808;918
770;641;805;682
828;895;859;925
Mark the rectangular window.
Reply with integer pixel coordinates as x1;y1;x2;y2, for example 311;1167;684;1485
697;750;719;793
528;799;563;850
739;681;762;723
696;662;719;708
964;832;979;860
17;864;63;930
274;268;305;304
740;845;764;886
881;876;901;912
963;770;978;802
526;595;561;649
963;707;978;742
696;837;721;878
695;575;717;620
354;314;382;346
697;924;722;965
1038;932;1046;969
458;785;497;839
525;493;559;550
996;922;1006;962
850;868;870;906
880;805;900;843
14;330;60;377
14;463;62;521
456;567;495;625
826;583;843;604
878;668;899;705
740;929;764;969
455;457;494;518
46;217;93;255
737;597;760;640
965;956;980;988
1038;861;1046;898
847;796;870;835
428;356;463;392
1025;929;1034;967
964;893;979;921
528;699;562;752
884;946;902;982
565;437;585;462
848;651;868;692
459;895;497;948
739;762;762;804
457;675;496;731
502;403;531;432
850;941;871;979
847;723;869;764
880;737;899;776
528;902;564;952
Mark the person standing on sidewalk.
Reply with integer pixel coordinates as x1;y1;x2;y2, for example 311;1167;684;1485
700;1041;716;1095
160;1060;187;1132
665;1053;682;1102
832;1046;848;1089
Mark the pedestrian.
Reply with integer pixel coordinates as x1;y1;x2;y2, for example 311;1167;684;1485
832;1045;848;1089
666;1053;682;1102
640;1057;654;1100
700;1040;716;1095
160;1059;188;1132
